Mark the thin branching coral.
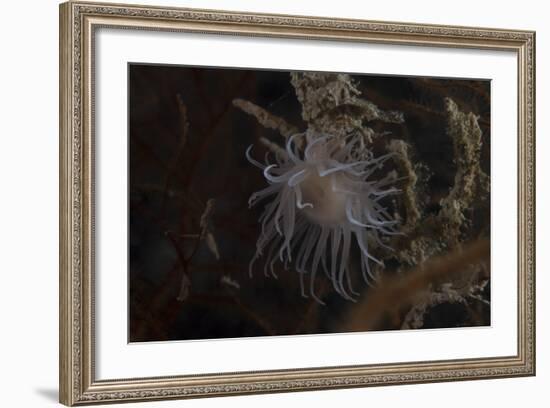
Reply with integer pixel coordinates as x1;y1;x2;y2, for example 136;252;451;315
247;130;400;303
291;72;404;142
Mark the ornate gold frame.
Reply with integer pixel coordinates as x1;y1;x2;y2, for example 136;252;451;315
59;1;536;405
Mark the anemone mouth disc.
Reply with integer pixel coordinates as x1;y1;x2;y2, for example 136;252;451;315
300;171;349;226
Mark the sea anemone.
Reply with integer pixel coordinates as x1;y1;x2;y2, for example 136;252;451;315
247;130;400;304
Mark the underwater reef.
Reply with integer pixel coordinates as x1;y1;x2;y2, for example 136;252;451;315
129;65;490;341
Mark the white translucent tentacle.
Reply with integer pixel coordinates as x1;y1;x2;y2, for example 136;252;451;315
309;227;329;305
294;185;313;209
286;133;305;163
245;145;266;169
287;169;307;187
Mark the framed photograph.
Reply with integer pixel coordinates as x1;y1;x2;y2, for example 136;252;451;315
59;1;536;405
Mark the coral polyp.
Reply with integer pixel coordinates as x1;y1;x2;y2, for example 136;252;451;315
247;130;400;303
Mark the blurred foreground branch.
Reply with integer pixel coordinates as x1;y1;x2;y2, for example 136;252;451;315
343;239;490;332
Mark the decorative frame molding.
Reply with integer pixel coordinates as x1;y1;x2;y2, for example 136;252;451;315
59;1;535;405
